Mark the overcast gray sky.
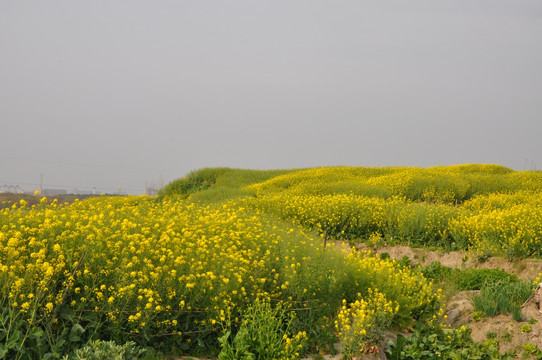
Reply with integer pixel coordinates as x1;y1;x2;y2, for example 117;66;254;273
1;1;541;194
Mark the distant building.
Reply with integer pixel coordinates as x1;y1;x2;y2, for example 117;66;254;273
0;185;24;194
73;190;95;195
145;187;158;196
42;189;68;195
71;188;96;195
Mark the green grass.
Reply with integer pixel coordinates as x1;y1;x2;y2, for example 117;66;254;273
471;280;532;319
157;168;297;201
419;262;529;317
418;261;532;320
454;268;518;291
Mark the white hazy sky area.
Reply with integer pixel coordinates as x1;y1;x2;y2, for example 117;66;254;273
1;1;541;194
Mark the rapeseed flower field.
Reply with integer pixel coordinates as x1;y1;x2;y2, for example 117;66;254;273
1;164;540;359
246;165;542;258
0;193;436;359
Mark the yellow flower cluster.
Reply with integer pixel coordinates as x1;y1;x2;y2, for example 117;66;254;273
247;193;388;239
341;248;435;326
335;289;398;357
282;330;307;360
451;191;542;258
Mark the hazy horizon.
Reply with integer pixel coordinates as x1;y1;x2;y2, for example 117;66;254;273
2;1;541;194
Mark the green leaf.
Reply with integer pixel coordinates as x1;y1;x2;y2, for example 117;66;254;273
59;306;74;319
29;327;45;339
386;334;406;360
0;343;8;359
68;323;84;342
53;338;66;352
6;330;22;349
218;330;231;346
179;341;190;351
43;351;62;360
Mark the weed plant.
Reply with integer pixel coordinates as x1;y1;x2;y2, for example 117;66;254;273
386;324;505;360
454;268;518;291
420;262;518;291
522;343;542;359
218;298;306;360
61;340;146;360
420;262;453;282
471;280;532;318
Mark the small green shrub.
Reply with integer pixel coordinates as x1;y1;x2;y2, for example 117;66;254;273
521;324;532;333
421;261;452;282
62;340;146;360
396;256;412;269
472;311;485;321
379;252;390;260
503;350;517;358
486;331;497;339
501;332;512;342
522;343;542;359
